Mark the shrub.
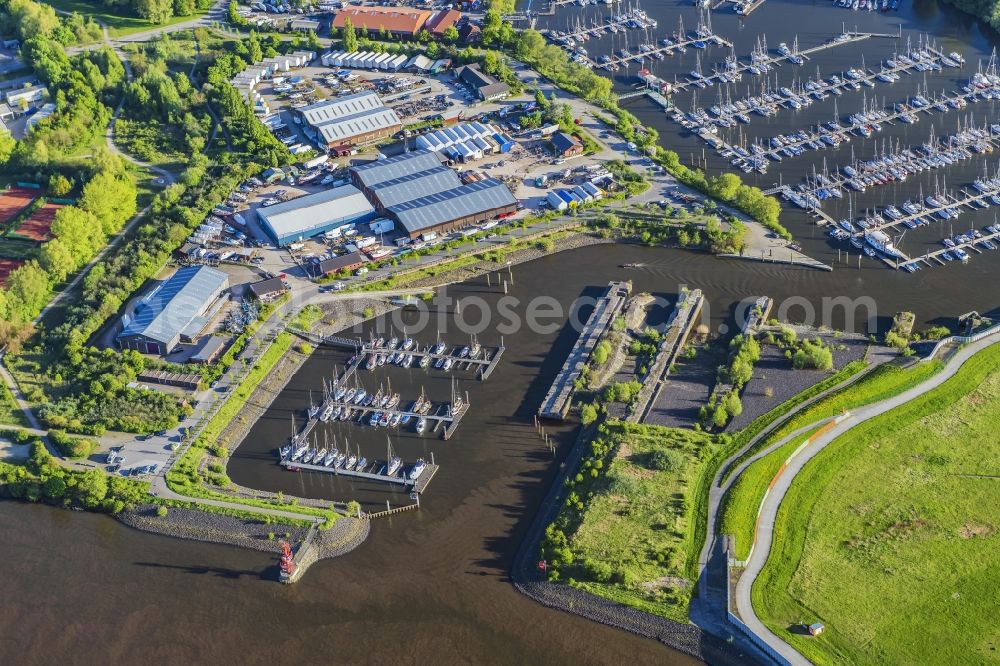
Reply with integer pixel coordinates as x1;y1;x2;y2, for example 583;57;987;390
156;506;169;517
592;340;611;366
648;448;685;473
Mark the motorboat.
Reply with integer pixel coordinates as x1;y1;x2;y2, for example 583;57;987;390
409;459;426;481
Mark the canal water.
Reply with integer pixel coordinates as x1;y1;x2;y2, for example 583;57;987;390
4;2;1000;663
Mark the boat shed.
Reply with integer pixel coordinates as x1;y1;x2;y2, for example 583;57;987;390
296;92;403;149
405;54;434;72
368;165;463;210
581;181;604;199
117;266;230;355
350;150;445;195
546;191;568;211
386;178;517;239
257;185;376;246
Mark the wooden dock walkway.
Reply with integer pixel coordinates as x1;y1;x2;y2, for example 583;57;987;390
538;281;631;421
280;457;440;490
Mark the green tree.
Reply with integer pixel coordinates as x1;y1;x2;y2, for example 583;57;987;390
342;17;358;52
48;173;73;197
248;31;263;63
5;261;50;322
580;403;598;425
712;404;728;429
442;25;459;43
39;238;75;282
134;0;174;24
723;391;743;418
80;171;137;235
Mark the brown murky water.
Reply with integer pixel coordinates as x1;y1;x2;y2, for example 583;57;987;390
5;1;1000;662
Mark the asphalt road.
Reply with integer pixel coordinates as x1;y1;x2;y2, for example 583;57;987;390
734;328;1000;664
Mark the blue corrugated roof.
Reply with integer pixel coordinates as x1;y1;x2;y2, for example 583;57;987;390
119;266;228;346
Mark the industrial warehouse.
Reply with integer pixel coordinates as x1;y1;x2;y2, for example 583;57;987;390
117;265;230;356
349;150;516;237
256;185;376;246
295;92;403;151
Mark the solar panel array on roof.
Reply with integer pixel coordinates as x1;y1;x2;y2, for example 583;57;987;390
368;165;463;208
118;266;229;350
387;178;517;235
350;150;444;189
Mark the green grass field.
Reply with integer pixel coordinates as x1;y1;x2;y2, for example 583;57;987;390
0;378;29;428
560;423;718;623
752;343;1000;665
720;360;944;560
41;0;206;37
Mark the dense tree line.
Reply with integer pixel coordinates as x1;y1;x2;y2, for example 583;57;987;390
95;0;213;25
1;0;104;44
0;440;147;513
942;0;1000;30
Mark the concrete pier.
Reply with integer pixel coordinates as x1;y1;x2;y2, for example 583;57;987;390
538;281;631;421
631;289;705;423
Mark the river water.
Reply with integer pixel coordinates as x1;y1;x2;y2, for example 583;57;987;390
5;2;1000;663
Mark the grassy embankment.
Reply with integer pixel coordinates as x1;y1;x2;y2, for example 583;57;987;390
719;360;944;560
752;343;1000;665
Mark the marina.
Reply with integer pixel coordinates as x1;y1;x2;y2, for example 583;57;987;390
538;281;632;420
689;68;1000;175
819;172;1000;271
279;453;439;493
544;13;732;72
776;122;998;208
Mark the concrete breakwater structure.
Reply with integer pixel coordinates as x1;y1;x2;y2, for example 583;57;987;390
538;281;632;420
630;288;705;423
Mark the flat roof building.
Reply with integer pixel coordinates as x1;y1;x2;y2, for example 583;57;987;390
257;185;376;246
117;266;229;356
296;92;403;150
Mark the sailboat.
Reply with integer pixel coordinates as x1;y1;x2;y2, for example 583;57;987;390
386;439;402;477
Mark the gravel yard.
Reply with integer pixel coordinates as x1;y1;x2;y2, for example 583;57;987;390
727;328;869;431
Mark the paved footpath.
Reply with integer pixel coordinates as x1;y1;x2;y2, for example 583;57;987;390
735;330;1000;665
